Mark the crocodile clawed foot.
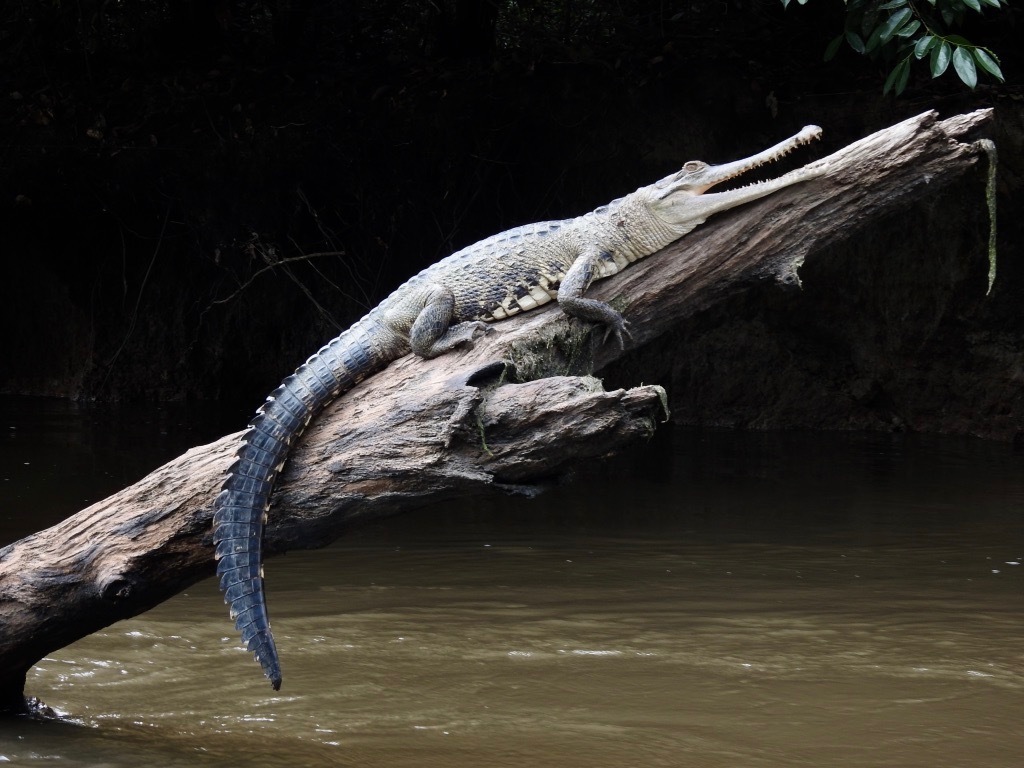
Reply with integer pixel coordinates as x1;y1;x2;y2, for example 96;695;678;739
602;317;633;351
465;320;496;345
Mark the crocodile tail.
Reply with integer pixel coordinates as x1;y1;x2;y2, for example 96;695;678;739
213;319;388;690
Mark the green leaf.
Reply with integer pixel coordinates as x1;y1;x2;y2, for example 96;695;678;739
878;8;912;44
930;40;951;77
879;0;908;8
897;58;913;92
952;46;978;88
980;0;1002;7
895;58;911;95
914;35;934;59
896;19;921;38
883;58;911;96
973;48;1005;82
865;24;885;53
825;34;844;61
846;30;866;54
962;0;982;11
883;68;898;96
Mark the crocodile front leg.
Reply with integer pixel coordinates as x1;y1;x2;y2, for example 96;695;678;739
559;247;631;347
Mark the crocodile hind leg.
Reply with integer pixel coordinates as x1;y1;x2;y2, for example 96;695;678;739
409;284;492;359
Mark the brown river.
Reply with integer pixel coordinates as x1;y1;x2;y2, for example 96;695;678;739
2;397;1023;766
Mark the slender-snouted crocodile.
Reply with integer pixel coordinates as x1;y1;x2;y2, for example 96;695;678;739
214;125;825;690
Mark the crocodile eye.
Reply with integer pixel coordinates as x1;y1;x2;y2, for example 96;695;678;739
682;161;706;174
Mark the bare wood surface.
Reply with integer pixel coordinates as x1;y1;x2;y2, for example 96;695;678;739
0;109;993;713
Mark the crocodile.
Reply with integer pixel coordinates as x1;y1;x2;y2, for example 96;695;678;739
213;125;825;690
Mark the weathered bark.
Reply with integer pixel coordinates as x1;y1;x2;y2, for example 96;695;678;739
0;109;993;714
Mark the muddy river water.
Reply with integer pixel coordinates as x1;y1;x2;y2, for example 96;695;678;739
2;398;1023;766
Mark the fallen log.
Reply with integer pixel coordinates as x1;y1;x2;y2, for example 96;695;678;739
0;109;994;714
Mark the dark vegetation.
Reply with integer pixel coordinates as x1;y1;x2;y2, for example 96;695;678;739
2;1;1022;438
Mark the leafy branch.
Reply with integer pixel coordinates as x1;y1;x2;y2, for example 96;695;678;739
782;0;1007;95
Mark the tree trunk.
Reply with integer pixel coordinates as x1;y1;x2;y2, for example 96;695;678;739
0;109;994;714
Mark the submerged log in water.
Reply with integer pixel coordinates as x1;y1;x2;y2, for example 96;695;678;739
0;109;994;714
